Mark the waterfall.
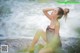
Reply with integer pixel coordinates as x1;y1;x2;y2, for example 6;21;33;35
0;0;80;53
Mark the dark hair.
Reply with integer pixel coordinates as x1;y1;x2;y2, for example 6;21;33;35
64;8;69;17
57;7;64;19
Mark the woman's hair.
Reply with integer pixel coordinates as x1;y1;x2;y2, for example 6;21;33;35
57;7;69;20
63;8;69;21
57;7;64;19
58;7;64;15
64;8;69;17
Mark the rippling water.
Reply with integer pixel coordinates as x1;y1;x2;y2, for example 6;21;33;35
0;0;80;53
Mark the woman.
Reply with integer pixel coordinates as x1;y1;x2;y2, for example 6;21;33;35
29;7;69;53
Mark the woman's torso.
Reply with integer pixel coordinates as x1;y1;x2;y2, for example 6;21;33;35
46;20;60;43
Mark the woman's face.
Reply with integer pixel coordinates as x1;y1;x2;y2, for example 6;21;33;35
51;10;58;17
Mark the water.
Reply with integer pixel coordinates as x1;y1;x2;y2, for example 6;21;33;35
0;0;80;53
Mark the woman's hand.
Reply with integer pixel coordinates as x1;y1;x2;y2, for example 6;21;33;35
43;8;55;20
43;8;54;12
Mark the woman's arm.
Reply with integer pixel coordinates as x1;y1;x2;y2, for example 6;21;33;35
43;8;54;11
43;8;55;20
54;22;60;36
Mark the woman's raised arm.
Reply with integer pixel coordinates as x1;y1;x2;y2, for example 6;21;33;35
43;8;55;20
